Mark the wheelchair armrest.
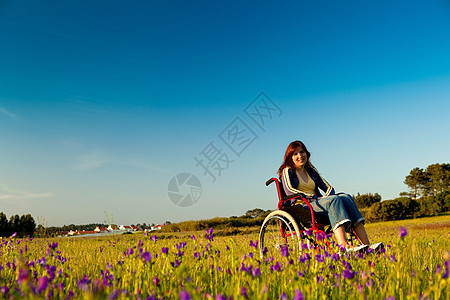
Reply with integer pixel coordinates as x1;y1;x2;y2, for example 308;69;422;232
281;193;305;201
281;193;312;202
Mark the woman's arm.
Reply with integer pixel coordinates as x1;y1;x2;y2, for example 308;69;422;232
313;171;335;196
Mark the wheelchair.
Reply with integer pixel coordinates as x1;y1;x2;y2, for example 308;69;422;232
258;177;354;258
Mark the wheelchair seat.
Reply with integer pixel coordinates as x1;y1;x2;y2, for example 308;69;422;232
265;177;331;231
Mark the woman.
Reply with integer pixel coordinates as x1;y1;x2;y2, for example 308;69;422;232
278;140;383;252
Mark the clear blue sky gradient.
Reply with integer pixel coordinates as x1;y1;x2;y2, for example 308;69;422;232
1;0;449;226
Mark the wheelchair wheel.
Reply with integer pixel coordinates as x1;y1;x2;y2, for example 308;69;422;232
259;210;302;258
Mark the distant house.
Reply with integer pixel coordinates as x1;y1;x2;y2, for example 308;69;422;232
94;226;108;233
151;225;164;231
119;225;134;232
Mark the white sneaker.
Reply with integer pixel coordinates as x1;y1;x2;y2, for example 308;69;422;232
369;242;384;252
345;244;369;253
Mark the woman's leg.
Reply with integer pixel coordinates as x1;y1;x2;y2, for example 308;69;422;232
310;195;352;246
338;194;370;244
353;222;370;245
334;224;350;246
339;194;365;228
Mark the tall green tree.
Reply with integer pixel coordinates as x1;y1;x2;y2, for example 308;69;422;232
21;214;36;237
354;193;382;208
425;163;450;196
404;167;428;199
0;212;10;236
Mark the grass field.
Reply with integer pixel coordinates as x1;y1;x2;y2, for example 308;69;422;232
1;215;449;299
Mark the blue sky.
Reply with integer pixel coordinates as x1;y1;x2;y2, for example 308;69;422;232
1;0;449;227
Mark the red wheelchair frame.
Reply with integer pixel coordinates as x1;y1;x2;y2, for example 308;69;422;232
265;177;332;250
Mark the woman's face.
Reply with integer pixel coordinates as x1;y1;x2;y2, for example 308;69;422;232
292;147;308;169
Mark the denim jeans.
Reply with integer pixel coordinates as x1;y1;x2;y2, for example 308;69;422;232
304;193;365;232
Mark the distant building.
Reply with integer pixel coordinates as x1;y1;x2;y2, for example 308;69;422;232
151;225;164;231
119;225;134;232
94;226;108;233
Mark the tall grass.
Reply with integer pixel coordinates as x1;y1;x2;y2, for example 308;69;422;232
0;216;449;299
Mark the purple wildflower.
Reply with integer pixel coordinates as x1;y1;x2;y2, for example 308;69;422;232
316;275;324;283
109;289;120;300
137;240;144;247
280;245;289;257
37;276;49;294
66;289;75;300
240;262;252;274
357;283;363;294
45;265;56;281
436;264;442;273
252;267;261;277
262;247;268;256
331;252;340;261
171;260;180;268
1;286;10;296
316;231;325;240
294;289;304;300
205;228;214;241
281;292;288;300
142;252;151;263
161;247;169;254
48;242;58;250
390;255;397;262
301;242;308;250
191;234;196;241
153;277;159;286
194;252;200;258
249;240;258;248
270;262;283;272
443;261;449;279
342;260;352;270
151;235;157;242
180;290;191;300
125;248;133;256
77;275;91;291
241;287;248;298
399;227;408;239
343;268;356;279
176;242;187;249
315;254;324;263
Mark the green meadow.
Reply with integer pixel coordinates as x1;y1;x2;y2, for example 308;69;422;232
1;215;449;299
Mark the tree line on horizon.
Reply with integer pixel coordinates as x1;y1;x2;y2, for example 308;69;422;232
0;213;36;238
356;163;450;222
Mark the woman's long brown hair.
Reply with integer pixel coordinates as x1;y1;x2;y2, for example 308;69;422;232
277;140;317;180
